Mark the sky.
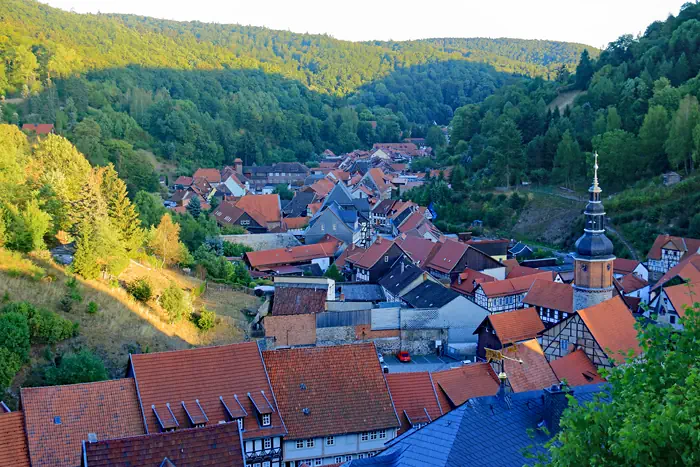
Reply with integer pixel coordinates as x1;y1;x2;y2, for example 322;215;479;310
43;0;688;48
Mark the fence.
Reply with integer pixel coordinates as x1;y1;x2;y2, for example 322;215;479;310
316;310;371;328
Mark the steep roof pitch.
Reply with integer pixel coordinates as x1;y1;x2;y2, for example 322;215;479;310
431;363;500;410
173;176;193;186
21;379;145;467
478;272;553;298
396;235;440;266
503;339;560;393
647;234;700;260
386;372;443;434
346;238;402;270
425;240;469;274
664;281;700;318
129;342;286;439
401;281;461;308
450;268;496;295
235;194;282;223
378;259;424;296
244;237;341;269
193;168;221;184
549;349;605;387
367;167;391;193
397;211;427;234
262;344;399;440
284;217;310;229
84;419;245;467
613;258;642;275
577;296;642;363
212;201;245;225
309;178;336;198
0;411;30;467
335;244;366;269
479;308;545;344
506;265;545;279
271;287;327;316
617;273;648;294
652;253;700;291
522;279;574;313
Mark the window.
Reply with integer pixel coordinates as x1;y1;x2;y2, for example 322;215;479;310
314;460;322;466
378;429;386;439
370;431;377;440
345;456;352;461
296;440;304;449
224;216;232;222
326;436;334;446
361;432;369;442
332;223;337;231
384;255;389;262
263;463;270;467
253;463;261;467
335;457;343;463
305;438;315;448
264;438;272;450
241;219;250;225
670;315;677;324
321;224;325;231
358;454;366;459
262;414;271;427
561;339;569;352
237;418;244;431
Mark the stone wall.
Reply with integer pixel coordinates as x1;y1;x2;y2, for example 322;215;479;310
316;325;440;355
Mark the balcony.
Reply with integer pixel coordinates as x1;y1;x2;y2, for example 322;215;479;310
246;447;282;463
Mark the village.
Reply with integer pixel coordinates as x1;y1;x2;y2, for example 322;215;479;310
3;137;699;467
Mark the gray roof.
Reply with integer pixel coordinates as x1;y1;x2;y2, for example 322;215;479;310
401;281;460;308
378;260;423;296
282;190;316;217
219;233;301;250
336;283;386;302
346;384;608;467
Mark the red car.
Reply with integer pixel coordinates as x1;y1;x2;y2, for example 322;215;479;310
397;351;411;363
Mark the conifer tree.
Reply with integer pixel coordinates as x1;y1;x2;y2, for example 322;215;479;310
186;196;202;218
72;222;100;279
100;165;142;253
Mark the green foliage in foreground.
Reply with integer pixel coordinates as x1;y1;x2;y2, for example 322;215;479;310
44;350;108;386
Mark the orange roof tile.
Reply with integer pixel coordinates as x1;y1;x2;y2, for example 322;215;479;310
193;168;221;184
503;339;560;393
22;123;54;135
235;194;281;223
386;372;443;434
478;272;554;298
617;273;648;294
309;178;335;198
284;217;310;229
613;258;641;275
549;349;605;387
652;253;700;291
84;419;245;467
502;259;520;276
484;308;545;344
367;168;391;193
22;379;145;467
398;211;427;234
130;342;286;439
346;238;401;270
262;344;399;439
431;363;500;411
0;411;30;467
506;265;545;279
451;268;496;295
664;281;700;318
523;279;574;314
578;296;642;363
244;237;341;270
647;234;700;260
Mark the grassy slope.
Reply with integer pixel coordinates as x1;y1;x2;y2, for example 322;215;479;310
0;249;259;386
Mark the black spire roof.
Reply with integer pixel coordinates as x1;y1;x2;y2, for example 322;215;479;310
574;154;614;260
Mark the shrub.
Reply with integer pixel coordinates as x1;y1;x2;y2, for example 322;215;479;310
86;301;98;314
28;308;77;344
196;307;216;332
127;278;153;302
160;282;190;323
44;350;108;386
1;292;9;304
0;312;30;362
59;294;73;312
0;348;21;392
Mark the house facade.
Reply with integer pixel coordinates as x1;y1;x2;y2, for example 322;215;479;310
345;239;406;283
647;234;700;281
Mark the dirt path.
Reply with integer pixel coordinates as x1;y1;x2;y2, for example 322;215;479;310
606;222;640;261
547;90;585;113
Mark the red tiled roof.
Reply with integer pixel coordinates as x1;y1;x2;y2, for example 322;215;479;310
425;239;469;274
429;167;453;180
652;253;700;291
346;238;400;270
431;363;500;411
22;123;54;134
262;344;399;439
84;419;244;467
617;273;648;294
664;281;700;318
212;201;245;225
309;178;335;198
0;411;30;467
21;379;145;467
367;168;390;193
502;259;520;276
396;235;439;266
451;268;496;295
386;372;443;434
549;349;605;387
613;258;641;275
348;174;362;186
503;339;560;393
478;272;554;298
578;296;642;363
506;265;545;279
284;217;310;229
130;342;286;439
390;163;407;173
334;244;366;269
264;314;316;346
647;234;700;260
235;194;281;224
271;287;327;316
193;168;221;184
485;308;545;344
398;211;426;234
173;176;193;186
330;170;350;181
244;237;341;270
523;279;574;314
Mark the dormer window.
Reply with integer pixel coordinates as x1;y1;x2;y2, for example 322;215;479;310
237;418;244;431
262;413;271;426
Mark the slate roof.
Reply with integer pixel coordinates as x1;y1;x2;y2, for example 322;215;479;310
378;260;424;296
549;349;605;387
83;421;245;467
129;342;286;439
522;279;574;313
372;199;397;216
647;234;700;260
401;281;461;308
431;363;500;411
337;283;386;302
21;379;145;467
577;296;642;363
450;268;495;296
475;308;545;344
283;191;316;217
386;372;443;434
503;339;560;393
0;411;30;467
346;384;607;467
271;287;327;316
262;344;399;440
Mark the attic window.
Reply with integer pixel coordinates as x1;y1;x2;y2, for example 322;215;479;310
262;414;271;426
87;433;98;443
54;416;61;425
224;216;232;222
384;256;389;262
152;404;179;432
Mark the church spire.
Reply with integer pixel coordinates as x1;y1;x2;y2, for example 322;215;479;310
592;152;600;193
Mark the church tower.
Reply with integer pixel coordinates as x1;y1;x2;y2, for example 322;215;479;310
573;154;615;312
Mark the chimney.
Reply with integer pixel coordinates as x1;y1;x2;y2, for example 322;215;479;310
235;159;243;175
496;370;509;400
543;383;574;434
340;293;345;302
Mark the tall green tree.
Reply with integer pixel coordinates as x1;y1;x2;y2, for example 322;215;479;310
100;164;142;253
134;191;166;228
72;222;100;279
574;49;594;90
553;130;583;190
639;105;670;172
492;119;524;189
665;94;700;174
